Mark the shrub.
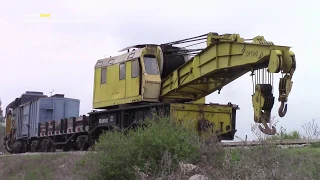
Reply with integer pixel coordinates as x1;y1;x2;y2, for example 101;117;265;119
0;124;5;152
266;128;302;141
82;114;202;180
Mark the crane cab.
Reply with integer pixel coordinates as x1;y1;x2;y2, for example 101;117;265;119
93;45;162;109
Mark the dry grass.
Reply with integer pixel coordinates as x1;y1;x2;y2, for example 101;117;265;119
192;142;320;180
1;142;319;180
130;116;320;179
140;117;320;180
131;137;320;180
1;117;320;180
0;153;85;180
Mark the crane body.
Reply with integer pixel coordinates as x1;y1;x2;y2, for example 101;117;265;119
93;32;295;135
3;32;296;153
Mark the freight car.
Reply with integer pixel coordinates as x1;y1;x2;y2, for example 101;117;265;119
4;91;82;153
4;91;238;153
3;32;297;153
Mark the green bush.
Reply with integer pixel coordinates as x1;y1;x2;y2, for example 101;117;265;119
0;124;5;152
266;130;302;141
84;115;202;180
310;142;320;148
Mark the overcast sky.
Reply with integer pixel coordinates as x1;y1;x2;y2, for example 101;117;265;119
0;0;319;140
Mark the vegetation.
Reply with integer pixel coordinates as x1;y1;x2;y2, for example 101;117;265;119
1;115;320;179
73;115;320;180
0;153;84;180
0;124;4;152
0;98;4;153
0;98;4;123
266;129;302;140
76;114;203;180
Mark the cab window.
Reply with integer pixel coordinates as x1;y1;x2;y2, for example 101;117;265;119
119;63;126;80
101;67;107;84
131;59;140;78
143;55;159;75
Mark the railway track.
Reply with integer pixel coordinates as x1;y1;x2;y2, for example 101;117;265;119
0;150;88;157
221;139;320;148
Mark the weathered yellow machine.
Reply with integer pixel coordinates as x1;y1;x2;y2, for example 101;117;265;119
4;32;296;154
93;32;296;137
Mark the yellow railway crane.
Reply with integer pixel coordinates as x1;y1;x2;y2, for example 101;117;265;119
3;32;296;154
92;32;296;138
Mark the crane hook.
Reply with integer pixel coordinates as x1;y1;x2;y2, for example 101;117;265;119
258;121;277;135
278;101;287;117
256;112;277;135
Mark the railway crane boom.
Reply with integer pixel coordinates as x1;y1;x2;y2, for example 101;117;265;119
160;32;296;135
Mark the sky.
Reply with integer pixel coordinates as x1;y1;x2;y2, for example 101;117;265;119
0;0;319;140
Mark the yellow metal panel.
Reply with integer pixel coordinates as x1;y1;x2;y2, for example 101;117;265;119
140;50;161;101
142;75;161;100
94;95;143;108
93;61;143;108
93;45;163;109
5;116;12;134
93;68;98;104
132;75;140;96
117;64;126;100
93;68;102;105
192;97;205;104
161;40;292;101
170;103;236;137
126;61;140;97
125;61;132;97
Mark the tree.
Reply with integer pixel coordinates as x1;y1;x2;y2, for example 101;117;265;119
0;98;4;123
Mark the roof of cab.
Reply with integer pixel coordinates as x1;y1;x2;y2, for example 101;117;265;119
95;48;144;68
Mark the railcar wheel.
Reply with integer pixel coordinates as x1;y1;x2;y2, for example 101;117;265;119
4;140;13;154
76;135;89;151
21;141;27;153
4;134;14;154
12;141;22;154
40;139;50;152
30;140;40;152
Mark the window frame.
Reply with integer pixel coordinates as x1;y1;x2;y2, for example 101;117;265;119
101;67;107;84
119;63;126;80
143;55;159;75
131;59;140;78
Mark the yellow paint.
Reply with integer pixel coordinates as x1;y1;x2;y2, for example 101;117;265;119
170;103;236;137
5;115;11;134
161;33;293;102
93;47;161;109
40;14;51;18
192;97;205;104
92;32;296;137
140;50;161;101
93;63;135;108
126;60;140;97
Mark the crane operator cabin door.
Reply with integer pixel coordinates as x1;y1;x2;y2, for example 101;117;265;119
127;58;141;97
141;54;161;101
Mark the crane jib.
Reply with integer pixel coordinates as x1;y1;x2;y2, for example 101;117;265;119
160;33;296;135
